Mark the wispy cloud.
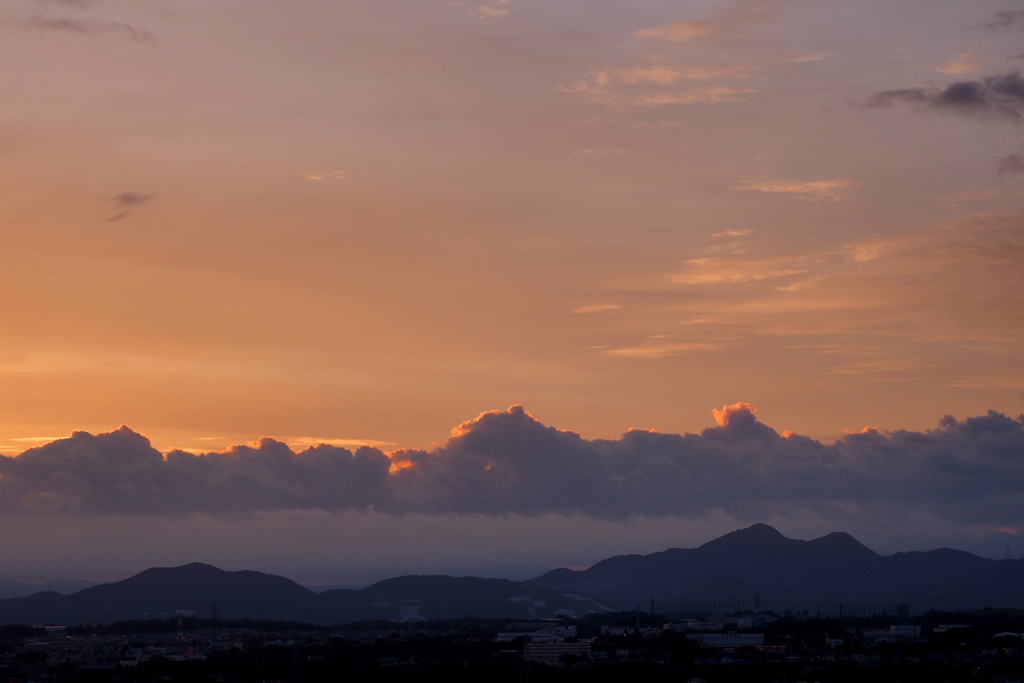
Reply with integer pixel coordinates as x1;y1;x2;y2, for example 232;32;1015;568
455;0;509;19
712;229;753;238
573;148;625;157
733;178;856;201
934;52;980;76
634;0;798;47
286;437;396;449
559;71;754;110
938;189;997;207
571;304;621;314
946;372;1024;389
106;191;152;222
633;21;716;43
1000;154;1024;175
559;0;817;111
34;0;101;8
826;355;934;378
982;10;1024;31
588;209;1024;372
21;17;156;44
604;337;724;358
672;255;809;285
304;170;346;181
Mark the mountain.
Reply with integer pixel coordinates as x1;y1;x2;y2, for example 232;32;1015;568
0;564;604;626
527;524;1024;614
4;525;1024;626
0;579;97;600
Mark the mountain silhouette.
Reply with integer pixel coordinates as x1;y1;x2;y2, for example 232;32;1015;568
0;564;602;626
527;524;1024;613
3;525;1024;625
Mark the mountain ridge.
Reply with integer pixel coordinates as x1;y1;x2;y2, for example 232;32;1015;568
3;525;1023;625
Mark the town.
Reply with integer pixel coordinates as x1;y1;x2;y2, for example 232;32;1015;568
2;608;1024;682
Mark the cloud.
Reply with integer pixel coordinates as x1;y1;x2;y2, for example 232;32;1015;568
112;192;151;207
559;0;812;110
304;170;346;181
0;426;393;515
938;190;997;207
455;0;509;19
671;255;808;284
634;0;796;46
711;401;759;426
604;339;723;358
573;148;625;157
571;304;620;314
34;0;101;7
106;192;152;221
1000;154;1024;174
733;178;855;201
22;17;156;44
5;405;1024;532
580;210;1024;381
712;229;752;238
865;72;1024;120
935;52;980;76
633;21;715;43
559;72;754;110
983;10;1024;31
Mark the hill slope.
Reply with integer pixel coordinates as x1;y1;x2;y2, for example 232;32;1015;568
5;524;1024;625
527;524;1024;613
0;564;602;626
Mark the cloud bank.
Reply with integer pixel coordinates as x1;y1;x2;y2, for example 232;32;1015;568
3;405;1024;532
866;72;1024;119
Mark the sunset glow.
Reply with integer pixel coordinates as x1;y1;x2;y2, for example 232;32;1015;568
1;0;1024;584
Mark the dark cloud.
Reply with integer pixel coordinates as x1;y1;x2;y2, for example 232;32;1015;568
865;72;1024;120
112;192;152;207
3;405;1024;531
24;17;155;44
984;10;1024;30
1000;153;1024;174
106;192;152;221
0;427;392;515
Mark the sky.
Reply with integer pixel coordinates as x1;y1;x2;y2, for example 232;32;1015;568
1;0;1024;585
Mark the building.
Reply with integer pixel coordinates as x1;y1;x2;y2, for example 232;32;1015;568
523;640;591;664
686;621;724;632
687;633;765;648
863;625;921;641
495;625;577;643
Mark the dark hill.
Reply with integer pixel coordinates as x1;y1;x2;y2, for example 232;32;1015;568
527;525;1024;614
0;563;323;626
0;565;603;626
4;525;1024;625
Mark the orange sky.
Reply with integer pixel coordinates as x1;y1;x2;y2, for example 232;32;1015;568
3;0;1024;583
1;0;1023;458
